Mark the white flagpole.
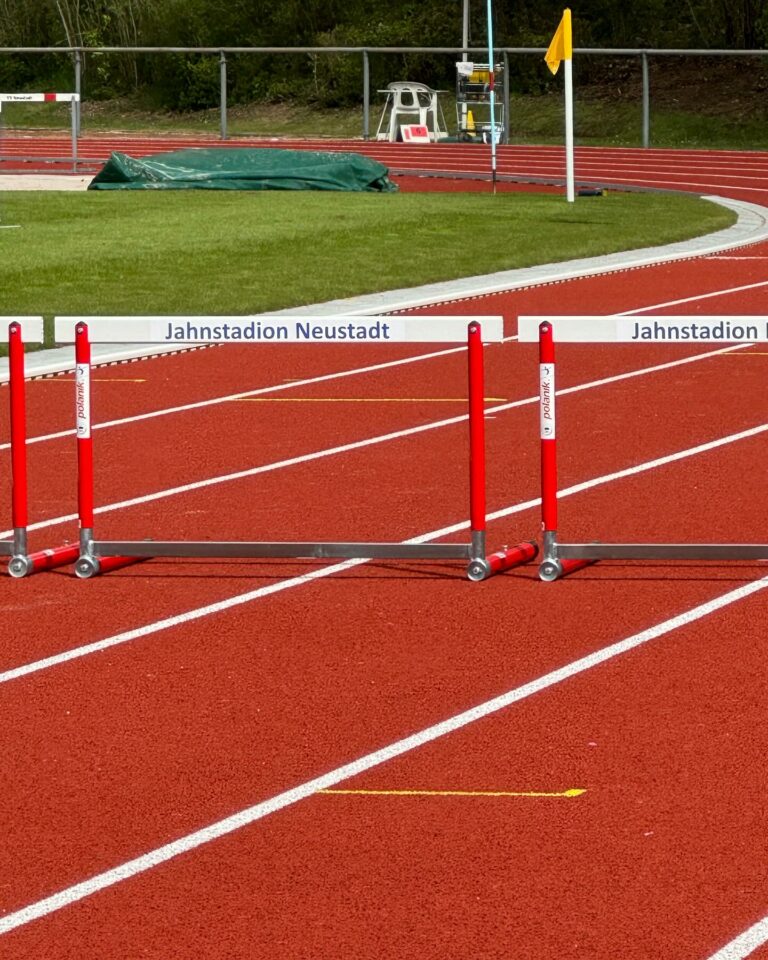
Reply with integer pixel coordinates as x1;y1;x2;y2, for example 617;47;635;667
486;0;497;193
564;56;575;202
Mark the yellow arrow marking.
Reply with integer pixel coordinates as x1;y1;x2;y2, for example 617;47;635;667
319;788;586;798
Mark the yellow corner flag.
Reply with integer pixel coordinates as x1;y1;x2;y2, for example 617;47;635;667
545;8;572;75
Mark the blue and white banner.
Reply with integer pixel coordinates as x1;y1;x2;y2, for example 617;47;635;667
55;315;505;344
518;315;768;343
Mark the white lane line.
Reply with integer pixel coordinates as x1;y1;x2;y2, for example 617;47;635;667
1;573;766;935
2;416;767;687
706;916;768;959
619;279;768;315
0;345;467;452
510;163;768;185
3;274;765;454
536;174;768;194
0;559;366;684
502;422;768;520
0;342;749;541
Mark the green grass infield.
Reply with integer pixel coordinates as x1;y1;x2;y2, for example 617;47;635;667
0;187;735;353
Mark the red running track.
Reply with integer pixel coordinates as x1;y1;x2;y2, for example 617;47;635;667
4;131;768;198
2;143;768;959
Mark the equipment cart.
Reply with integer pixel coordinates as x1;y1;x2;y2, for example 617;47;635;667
455;61;505;143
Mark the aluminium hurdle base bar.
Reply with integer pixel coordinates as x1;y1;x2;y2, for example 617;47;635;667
56;315;537;581
1;319;80;577
518;314;768;581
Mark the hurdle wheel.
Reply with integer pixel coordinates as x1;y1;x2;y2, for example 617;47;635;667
74;555;99;579
538;559;562;582
7;555;33;578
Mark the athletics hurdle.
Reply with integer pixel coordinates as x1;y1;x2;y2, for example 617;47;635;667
1;319;80;576
518;314;768;581
55;314;537;581
0;93;80;173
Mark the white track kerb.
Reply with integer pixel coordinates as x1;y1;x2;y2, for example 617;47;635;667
2;195;767;384
49;314;536;582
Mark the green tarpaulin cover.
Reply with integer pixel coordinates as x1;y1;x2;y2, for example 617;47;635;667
88;147;398;192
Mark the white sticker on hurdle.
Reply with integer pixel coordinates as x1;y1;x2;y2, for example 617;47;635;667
0;317;45;343
54;315;505;344
517;315;768;343
540;363;555;439
75;362;90;438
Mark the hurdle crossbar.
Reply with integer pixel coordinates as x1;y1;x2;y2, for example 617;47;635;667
519;315;768;581
55;315;537;581
0;93;80;172
1;319;80;576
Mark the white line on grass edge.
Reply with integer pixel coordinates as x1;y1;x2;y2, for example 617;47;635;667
1;573;766;937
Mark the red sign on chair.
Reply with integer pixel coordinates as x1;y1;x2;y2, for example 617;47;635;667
400;125;431;143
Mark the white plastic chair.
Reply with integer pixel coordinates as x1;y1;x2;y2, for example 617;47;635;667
375;82;448;142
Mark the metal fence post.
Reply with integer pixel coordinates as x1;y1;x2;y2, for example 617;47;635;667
74;49;82;136
642;51;650;148
503;50;510;143
220;51;227;141
363;49;370;140
71;94;78;172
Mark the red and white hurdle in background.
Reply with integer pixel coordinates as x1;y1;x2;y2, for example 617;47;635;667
0;93;80;171
54;314;537;581
519;314;768;581
0;93;78;105
1;319;80;576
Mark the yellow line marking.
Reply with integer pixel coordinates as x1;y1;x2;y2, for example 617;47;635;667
721;351;768;355
319;788;586;798
228;397;507;403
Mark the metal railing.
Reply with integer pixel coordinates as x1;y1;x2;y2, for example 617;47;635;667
0;45;766;147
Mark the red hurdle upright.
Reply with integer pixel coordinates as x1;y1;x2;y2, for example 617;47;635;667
2;319;79;577
465;320;538;579
537;321;595;582
58;314;537;581
520;314;768;580
72;325;145;577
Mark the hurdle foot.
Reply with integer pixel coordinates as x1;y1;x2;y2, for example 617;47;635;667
8;555;34;578
467;541;539;581
76;554;149;578
539;558;597;582
8;543;81;578
75;555;100;579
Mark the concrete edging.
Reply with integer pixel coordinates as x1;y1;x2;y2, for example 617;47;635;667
2;194;766;383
